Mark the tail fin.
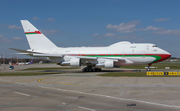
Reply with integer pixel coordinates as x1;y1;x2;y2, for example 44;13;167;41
20;20;57;51
29;60;33;64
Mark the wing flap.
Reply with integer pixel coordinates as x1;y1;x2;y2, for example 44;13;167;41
75;56;133;63
33;54;63;58
76;56;97;60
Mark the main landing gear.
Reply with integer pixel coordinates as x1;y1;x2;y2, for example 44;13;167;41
147;63;152;71
82;67;102;72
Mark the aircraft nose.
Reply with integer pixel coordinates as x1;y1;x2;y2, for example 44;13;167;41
166;53;171;59
153;49;171;63
163;50;171;59
160;50;171;62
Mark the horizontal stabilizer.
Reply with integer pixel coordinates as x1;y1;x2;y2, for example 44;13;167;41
16;53;32;55
9;48;42;54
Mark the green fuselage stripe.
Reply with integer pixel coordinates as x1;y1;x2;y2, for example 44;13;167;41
84;55;161;63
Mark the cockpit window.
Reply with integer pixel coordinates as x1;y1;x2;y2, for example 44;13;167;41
152;45;158;47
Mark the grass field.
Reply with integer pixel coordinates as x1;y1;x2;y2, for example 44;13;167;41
1;62;180;77
20;67;79;71
0;72;60;76
20;62;180;71
120;62;180;70
98;62;180;77
98;72;180;77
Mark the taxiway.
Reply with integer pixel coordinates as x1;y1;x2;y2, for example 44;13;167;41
0;64;180;111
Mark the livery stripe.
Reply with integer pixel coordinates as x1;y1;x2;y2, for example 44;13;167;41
25;31;41;35
85;54;162;63
65;54;171;64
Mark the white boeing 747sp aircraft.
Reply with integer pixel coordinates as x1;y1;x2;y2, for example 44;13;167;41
10;20;171;72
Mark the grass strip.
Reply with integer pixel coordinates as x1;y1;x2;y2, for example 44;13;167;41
0;72;60;76
98;72;180;77
120;63;180;70
20;67;79;71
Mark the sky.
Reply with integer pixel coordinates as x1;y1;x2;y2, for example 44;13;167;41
0;0;180;58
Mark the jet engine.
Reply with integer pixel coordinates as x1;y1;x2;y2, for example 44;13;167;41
70;58;81;67
96;60;114;68
104;60;114;68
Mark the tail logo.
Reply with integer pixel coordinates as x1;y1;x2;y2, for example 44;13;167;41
25;31;41;35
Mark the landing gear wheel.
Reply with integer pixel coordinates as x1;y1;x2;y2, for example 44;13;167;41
82;67;102;72
147;63;152;71
88;69;92;72
96;68;101;72
82;68;86;72
147;68;151;71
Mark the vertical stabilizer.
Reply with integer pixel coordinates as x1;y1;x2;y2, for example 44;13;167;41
20;20;57;51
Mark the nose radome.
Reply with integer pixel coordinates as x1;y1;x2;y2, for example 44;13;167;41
166;53;171;59
162;49;171;59
153;48;171;63
162;50;171;61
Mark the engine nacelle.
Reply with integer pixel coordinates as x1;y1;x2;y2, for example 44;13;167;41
59;61;70;66
104;60;114;68
70;58;81;67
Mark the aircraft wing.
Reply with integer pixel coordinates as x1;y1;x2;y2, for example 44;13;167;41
75;56;134;65
74;55;134;62
33;54;63;58
76;56;97;60
77;56;128;62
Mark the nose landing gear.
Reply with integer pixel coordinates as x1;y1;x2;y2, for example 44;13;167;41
147;63;152;71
